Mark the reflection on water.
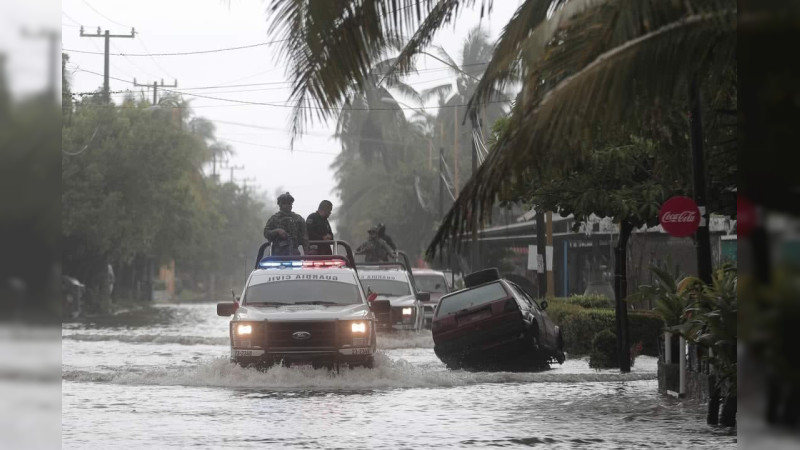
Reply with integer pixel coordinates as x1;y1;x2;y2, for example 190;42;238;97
62;303;737;449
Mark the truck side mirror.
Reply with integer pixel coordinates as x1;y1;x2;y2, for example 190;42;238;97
217;302;237;316
416;292;431;302
540;300;548;310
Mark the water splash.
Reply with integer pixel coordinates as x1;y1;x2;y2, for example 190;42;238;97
62;353;656;390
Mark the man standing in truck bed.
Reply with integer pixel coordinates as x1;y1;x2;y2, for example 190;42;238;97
306;200;334;255
264;192;308;255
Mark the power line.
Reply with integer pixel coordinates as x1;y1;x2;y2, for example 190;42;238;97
62;40;286;57
69;66;511;111
82;0;131;28
217;136;339;156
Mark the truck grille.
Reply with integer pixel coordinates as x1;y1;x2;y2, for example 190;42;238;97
266;321;337;348
391;307;403;324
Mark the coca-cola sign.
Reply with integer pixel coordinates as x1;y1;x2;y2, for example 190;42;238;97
659;196;701;237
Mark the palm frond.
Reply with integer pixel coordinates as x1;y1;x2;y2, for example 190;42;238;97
428;5;736;256
268;1;441;145
389;0;484;76
466;0;573;112
421;83;454;103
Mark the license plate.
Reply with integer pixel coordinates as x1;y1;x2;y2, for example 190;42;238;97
458;310;491;325
292;361;313;369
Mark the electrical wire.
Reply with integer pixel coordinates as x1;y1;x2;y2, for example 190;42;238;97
62;126;99;156
62;40;287;57
82;0;132;28
216;136;339;156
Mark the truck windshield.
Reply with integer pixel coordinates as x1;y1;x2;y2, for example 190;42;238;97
414;275;448;293
436;282;509;316
244;281;361;306
361;279;411;296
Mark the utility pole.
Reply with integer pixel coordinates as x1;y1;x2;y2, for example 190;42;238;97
439;147;444;219
241;177;257;194
227;165;244;184
689;76;713;285
469;111;480;271
546;211;555;297
453;104;459;192
133;78;177;105
535;210;547;298
79;26;135;103
21;28;59;102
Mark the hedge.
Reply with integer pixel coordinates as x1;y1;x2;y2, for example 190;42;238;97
546;306;662;356
550;295;614;309
589;329;618;369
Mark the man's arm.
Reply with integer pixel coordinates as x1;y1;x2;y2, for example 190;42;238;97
264;216;285;241
383;234;397;250
380;239;395;258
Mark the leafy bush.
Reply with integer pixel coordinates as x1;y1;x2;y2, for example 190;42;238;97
629;264;703;327
589;329;618;369
552;307;662;356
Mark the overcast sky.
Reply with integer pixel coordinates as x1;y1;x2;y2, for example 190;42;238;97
58;0;520;226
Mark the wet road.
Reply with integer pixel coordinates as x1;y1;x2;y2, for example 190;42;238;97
62;303;736;449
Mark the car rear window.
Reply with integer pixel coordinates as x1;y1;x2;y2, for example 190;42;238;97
414;274;448;293
244;280;360;306
436;282;509;317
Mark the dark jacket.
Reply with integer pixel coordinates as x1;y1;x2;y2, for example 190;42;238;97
306;211;333;255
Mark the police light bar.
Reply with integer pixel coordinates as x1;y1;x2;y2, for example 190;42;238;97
258;259;346;269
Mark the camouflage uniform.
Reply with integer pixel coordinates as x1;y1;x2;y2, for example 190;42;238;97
264;210;309;256
356;236;395;262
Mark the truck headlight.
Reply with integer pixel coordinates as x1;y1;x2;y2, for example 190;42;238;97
232;322;259;349
402;307;413;316
351;322;367;333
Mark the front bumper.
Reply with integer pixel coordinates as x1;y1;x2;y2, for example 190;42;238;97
232;347;374;368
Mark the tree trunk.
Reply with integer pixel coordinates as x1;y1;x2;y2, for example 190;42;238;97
614;220;633;373
720;394;737;427
707;373;720;425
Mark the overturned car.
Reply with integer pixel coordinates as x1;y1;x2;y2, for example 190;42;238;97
431;268;565;370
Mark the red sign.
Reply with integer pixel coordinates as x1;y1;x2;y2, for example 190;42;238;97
659;196;701;237
736;195;756;237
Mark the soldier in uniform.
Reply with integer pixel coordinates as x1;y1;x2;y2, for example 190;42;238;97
263;192;309;256
356;226;395;262
376;223;396;251
306;200;334;255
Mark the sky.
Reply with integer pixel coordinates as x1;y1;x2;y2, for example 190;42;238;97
58;0;521;226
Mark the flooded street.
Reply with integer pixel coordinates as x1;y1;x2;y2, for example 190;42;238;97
62;303;736;449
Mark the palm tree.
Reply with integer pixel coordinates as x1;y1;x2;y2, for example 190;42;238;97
425;0;735;254
420;26;508;190
334;55;422;172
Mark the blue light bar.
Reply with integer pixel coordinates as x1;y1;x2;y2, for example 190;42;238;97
257;259;347;269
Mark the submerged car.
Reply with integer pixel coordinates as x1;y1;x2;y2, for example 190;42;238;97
358;253;427;332
411;268;451;328
217;241;376;369
431;268;565;370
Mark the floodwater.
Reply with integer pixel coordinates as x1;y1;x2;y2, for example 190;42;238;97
62;303;736;449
